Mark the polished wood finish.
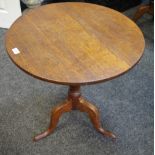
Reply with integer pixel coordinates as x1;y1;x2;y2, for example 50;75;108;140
33;85;116;141
133;1;154;22
5;3;145;141
34;99;72;141
5;2;144;85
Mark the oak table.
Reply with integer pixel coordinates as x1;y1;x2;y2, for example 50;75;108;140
5;2;145;141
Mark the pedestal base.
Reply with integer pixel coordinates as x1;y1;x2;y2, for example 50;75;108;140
33;85;116;141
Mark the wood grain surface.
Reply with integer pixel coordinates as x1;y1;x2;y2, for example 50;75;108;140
5;2;145;85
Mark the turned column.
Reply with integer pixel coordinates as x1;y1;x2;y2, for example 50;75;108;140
68;85;81;109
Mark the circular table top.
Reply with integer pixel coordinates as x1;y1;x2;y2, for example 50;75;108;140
5;2;145;85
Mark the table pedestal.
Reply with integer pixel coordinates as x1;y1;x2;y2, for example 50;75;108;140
33;85;116;141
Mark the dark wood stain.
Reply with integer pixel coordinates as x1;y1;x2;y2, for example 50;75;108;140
5;2;145;85
5;3;145;141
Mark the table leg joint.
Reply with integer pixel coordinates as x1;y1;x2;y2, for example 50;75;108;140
33;85;116;142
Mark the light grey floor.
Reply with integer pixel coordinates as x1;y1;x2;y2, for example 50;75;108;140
0;6;153;155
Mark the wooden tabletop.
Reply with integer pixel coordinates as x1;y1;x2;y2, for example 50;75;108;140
5;2;145;85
